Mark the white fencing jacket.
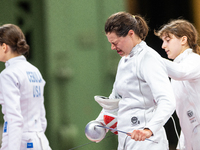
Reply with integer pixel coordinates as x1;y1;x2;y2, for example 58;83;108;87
0;55;47;150
163;48;200;149
109;41;176;150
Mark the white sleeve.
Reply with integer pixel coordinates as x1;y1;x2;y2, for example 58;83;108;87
95;109;105;124
0;72;23;150
141;53;176;134
108;89;116;99
109;88;122;99
95;91;115;124
163;56;200;80
40;101;47;132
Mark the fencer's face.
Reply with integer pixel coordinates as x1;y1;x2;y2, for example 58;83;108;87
106;31;134;57
161;33;183;59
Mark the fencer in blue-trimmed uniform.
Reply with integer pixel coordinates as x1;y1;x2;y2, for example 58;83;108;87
102;12;176;150
0;24;51;150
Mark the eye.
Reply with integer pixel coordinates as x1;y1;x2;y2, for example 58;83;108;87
165;38;170;42
112;42;118;47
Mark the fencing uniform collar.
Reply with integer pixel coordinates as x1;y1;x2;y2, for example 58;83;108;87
124;41;145;62
131;40;145;56
5;55;26;68
174;48;193;63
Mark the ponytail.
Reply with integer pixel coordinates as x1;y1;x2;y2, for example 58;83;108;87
105;12;149;40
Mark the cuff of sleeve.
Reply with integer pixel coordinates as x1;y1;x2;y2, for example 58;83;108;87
144;125;159;136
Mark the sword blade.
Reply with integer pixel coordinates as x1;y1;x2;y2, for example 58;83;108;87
96;125;131;135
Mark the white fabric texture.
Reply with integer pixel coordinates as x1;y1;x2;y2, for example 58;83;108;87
95;96;121;134
0;56;51;150
163;48;200;150
108;41;175;150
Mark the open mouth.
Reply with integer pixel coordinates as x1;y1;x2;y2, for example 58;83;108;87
165;50;170;54
117;50;123;54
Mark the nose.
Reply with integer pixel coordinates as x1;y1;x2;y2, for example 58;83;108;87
161;42;166;49
111;44;116;50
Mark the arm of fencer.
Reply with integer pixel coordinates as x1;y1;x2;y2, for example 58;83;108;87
40;101;47;132
163;57;200;80
95;109;106;125
94;95;120;110
94;95;121;134
109;88;122;99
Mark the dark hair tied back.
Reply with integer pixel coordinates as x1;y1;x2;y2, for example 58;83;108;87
0;24;29;56
17;39;29;55
105;12;149;40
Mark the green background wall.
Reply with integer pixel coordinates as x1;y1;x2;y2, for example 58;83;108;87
0;0;125;150
43;0;125;149
1;0;198;150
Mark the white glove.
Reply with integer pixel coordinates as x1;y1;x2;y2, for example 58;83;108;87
95;95;121;134
94;96;120;110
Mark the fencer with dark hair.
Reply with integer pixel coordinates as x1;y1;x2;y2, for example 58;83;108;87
0;24;51;150
86;12;176;150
